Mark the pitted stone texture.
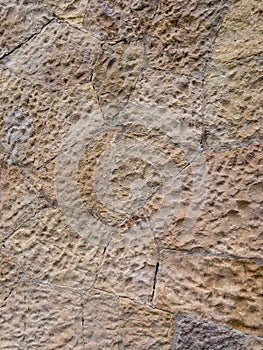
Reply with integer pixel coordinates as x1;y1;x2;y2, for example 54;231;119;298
211;0;263;64
129;67;203;130
92;41;144;119
83;289;119;349
0;278;83;349
0;249;24;306
160;142;263;259
172;315;248;350
5;208;102;290
0;68;99;201
119;298;174;349
154;251;263;336
83;0;158;41
0;162;47;241
204;55;263;146
3;20;100;91
0;0;52;59
96;221;156;302
242;338;263;350
44;0;88;28
147;0;228;75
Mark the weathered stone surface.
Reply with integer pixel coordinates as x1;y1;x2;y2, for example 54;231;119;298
83;289;119;349
119;298;174;349
0;161;47;241
160;142;263;259
147;0;228;75
96;220;156;302
204;56;263;146
211;0;263;64
0;0;53;59
83;0;158;41
0;278;83;349
5;208;103;290
242;338;263;350
154;250;263;336
92;41;144;119
172;315;248;350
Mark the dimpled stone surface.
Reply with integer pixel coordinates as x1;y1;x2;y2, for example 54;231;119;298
5;208;103;290
154;251;263;336
160;142;263;258
83;0;158;41
172;315;248;350
0;278;83;349
147;0;229;75
0;0;53;59
119;298;174;349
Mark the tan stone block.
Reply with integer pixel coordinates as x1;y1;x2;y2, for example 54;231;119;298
0;0;53;59
160;142;263;259
242;338;263;350
92;41;144;120
211;0;263;64
5;208;103;291
154;250;263;336
0;278;83;349
119;298;174;349
83;289;119;349
0;161;47;240
3;20;101;91
96;220;156;302
83;0;158;41
204;55;263;146
147;0;228;75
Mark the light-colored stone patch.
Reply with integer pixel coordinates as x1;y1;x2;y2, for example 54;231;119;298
211;0;263;64
83;289;119;349
147;0;229;75
0;0;53;59
95;220;156;302
0;278;83;349
119;298;174;349
83;0;158;41
5;208;103;291
154;250;263;336
160;142;263;259
92;41;144;120
204;55;263;146
242;338;263;350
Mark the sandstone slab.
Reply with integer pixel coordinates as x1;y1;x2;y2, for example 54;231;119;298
154;250;263;336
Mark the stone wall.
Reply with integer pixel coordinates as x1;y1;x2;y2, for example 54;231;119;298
0;0;262;349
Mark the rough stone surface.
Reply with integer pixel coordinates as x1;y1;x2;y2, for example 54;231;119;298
0;0;53;59
160;142;263;258
154;250;263;336
172;315;248;350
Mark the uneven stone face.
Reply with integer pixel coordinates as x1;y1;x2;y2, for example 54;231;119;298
147;0;229;75
83;0;158;41
5;208;103;290
0;0;53;59
160;142;263;258
242;338;263;350
172;315;248;350
0;278;83;349
119;298;174;349
154;250;263;336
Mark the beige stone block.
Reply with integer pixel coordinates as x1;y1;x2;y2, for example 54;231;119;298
147;0;228;75
119;298;174;349
242;338;263;350
83;0;158;41
5;208;103;291
96;220;156;302
0;278;83;349
83;289;119;349
154;250;263;336
0;0;53;59
211;0;263;64
204;55;263;146
160;142;263;259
